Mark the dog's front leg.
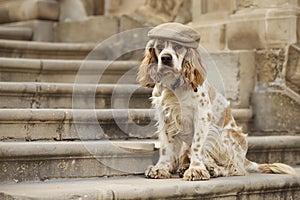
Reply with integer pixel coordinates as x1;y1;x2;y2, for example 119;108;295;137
145;128;180;179
183;92;212;181
183;121;211;180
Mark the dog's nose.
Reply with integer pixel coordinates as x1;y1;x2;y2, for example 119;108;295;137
161;53;172;66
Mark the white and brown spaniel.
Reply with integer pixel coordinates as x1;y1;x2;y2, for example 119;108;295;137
137;22;295;181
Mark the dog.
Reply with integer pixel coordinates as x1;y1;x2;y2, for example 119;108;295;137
137;22;295;181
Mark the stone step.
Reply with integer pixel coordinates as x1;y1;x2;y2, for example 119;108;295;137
0;38;143;60
0;26;32;40
0;82;152;109
0;58;139;84
1;170;299;199
3;20;56;42
0;140;156;183
0;48;255;108
0;109;155;141
0;108;252;141
0;136;299;184
0;40;94;59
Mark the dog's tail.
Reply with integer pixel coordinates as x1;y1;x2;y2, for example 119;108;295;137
245;159;296;175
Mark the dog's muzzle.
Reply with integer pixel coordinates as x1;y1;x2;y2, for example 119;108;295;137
161;53;172;66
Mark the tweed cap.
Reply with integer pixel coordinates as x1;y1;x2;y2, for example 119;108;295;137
148;22;200;48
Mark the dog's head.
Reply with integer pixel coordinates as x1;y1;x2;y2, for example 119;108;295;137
137;23;206;92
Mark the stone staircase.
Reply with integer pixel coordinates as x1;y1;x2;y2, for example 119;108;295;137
0;1;299;198
0;38;299;199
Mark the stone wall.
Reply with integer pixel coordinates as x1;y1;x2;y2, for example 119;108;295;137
191;0;300;134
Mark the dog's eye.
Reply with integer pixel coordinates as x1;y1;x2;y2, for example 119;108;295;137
156;44;164;51
174;44;182;51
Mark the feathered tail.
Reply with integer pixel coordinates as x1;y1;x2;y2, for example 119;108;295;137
245;160;296;175
258;163;296;174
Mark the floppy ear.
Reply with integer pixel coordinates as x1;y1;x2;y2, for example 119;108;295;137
182;48;207;92
137;40;157;88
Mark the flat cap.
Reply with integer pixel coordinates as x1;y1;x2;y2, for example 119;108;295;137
148;22;200;48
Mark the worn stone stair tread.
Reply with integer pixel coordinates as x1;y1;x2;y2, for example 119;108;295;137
0;140;156;157
0;140;157;184
0;82;151;109
0;50;256;109
0;108;252;120
0;136;299;184
0;57;139;72
0;39;95;59
0;108;156;141
0;26;33;40
0;57;139;83
0;108;252;141
0;167;299;199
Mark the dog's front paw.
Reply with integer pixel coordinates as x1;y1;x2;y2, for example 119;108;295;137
183;168;210;181
145;165;172;179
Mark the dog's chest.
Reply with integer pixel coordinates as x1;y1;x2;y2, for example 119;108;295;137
152;86;196;143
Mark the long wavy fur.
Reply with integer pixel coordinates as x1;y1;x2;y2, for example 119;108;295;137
137;40;157;88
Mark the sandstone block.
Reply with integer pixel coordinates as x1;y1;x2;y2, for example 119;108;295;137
255;48;285;85
119;14;144;32
193;23;226;51
210;50;255;108
286;44;300;94
0;141;155;183
0;0;59;24
59;0;88;22
4;20;54;42
237;0;297;9
252;89;300;133
0;40;94;59
227;8;297;50
0;26;32;40
54;16;119;43
227;19;266;50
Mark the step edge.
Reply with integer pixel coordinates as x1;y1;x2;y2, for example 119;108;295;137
0;108;251;121
0;171;299;199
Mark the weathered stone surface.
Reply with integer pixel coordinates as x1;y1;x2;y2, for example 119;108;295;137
193;0;235;23
0;167;299;199
0;0;59;24
227;8;297;50
0;136;298;184
4;20;55;42
193;23;226;51
134;0;185;25
0;39;94;59
247;136;300;165
119;14;145;32
0;26;32;40
0;108;252;141
0;141;155;183
54;16;119;43
255;48;286;85
0;109;156;141
286;44;300;94
210;50;255;108
0;82;152;109
237;0;298;9
106;0;145;16
59;0;88;22
252;89;300;133
0;58;139;83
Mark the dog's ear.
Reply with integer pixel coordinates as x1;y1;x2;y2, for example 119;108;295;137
182;48;207;92
137;40;157;88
